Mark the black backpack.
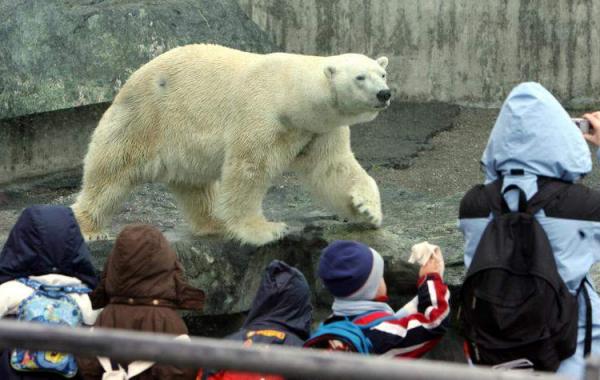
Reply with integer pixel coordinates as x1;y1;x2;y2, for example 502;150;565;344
460;179;588;371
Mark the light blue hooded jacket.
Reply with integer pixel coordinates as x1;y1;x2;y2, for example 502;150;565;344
458;82;600;379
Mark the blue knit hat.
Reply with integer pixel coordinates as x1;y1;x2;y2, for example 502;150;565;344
318;240;384;300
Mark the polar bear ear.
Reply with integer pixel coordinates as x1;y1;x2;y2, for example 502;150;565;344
324;65;336;80
376;56;389;69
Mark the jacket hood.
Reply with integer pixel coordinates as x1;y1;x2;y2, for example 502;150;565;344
242;260;312;341
91;224;204;311
481;82;591;185
0;205;98;288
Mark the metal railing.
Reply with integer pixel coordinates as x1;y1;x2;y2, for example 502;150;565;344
0;319;579;380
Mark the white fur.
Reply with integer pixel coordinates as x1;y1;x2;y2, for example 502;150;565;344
72;44;390;246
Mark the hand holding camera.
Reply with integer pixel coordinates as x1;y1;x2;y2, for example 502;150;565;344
579;112;600;148
573;118;591;134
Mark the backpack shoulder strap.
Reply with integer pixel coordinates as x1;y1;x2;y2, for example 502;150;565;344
501;184;528;213
125;336;188;376
61;283;92;294
17;278;42;290
98;356;155;379
482;180;525;215
98;356;123;373
483;178;503;216
17;278;90;295
482;178;570;216
306;318;370;353
126;360;155;378
527;179;570;215
577;278;593;358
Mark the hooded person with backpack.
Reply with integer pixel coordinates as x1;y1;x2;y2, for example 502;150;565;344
459;82;600;378
0;205;100;380
197;260;312;380
77;224;205;380
304;240;449;357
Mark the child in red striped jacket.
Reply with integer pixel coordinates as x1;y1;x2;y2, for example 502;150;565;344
306;240;450;357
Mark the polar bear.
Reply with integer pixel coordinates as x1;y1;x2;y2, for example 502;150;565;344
72;44;391;246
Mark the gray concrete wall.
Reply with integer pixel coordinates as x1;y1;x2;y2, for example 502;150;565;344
0;104;107;184
238;0;600;108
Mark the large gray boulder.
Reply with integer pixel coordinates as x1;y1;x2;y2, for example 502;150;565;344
0;0;276;120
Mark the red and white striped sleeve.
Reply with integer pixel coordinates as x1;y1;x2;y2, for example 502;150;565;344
355;273;450;358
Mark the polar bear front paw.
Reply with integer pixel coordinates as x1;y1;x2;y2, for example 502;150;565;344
82;230;112;241
229;220;289;246
350;192;382;228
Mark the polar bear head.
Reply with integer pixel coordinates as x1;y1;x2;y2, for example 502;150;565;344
324;54;391;123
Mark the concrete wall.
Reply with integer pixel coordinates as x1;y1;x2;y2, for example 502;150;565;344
0;104;107;184
238;0;600;108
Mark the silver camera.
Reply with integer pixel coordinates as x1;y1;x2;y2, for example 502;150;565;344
572;118;591;134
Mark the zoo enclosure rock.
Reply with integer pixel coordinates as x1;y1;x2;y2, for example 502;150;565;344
87;221;458;317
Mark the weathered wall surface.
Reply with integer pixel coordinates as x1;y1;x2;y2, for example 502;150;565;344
0;104;108;183
0;0;276;120
238;0;600;108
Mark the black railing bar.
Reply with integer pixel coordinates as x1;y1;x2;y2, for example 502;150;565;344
0;319;570;380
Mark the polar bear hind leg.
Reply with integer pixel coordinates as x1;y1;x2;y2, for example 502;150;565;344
72;106;141;241
217;168;289;245
168;182;224;235
216;137;296;246
72;177;135;241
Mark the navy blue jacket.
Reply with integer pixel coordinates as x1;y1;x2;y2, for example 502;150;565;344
0;205;98;380
0;205;98;288
227;260;312;346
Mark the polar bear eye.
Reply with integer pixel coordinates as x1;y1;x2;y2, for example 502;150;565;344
356;75;366;81
381;74;386;79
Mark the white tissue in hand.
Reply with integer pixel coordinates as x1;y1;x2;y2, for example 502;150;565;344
408;241;445;277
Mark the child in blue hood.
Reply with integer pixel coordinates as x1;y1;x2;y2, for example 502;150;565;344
459;82;600;379
0;205;100;380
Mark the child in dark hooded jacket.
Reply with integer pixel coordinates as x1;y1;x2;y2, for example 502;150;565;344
197;260;312;380
0;205;100;380
77;224;205;380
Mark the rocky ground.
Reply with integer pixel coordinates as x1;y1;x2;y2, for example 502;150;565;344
1;101;598;362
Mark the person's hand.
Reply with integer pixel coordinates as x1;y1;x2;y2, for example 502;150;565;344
583;112;600;147
419;256;443;278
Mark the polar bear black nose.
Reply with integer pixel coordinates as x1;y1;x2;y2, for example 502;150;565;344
377;90;391;102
